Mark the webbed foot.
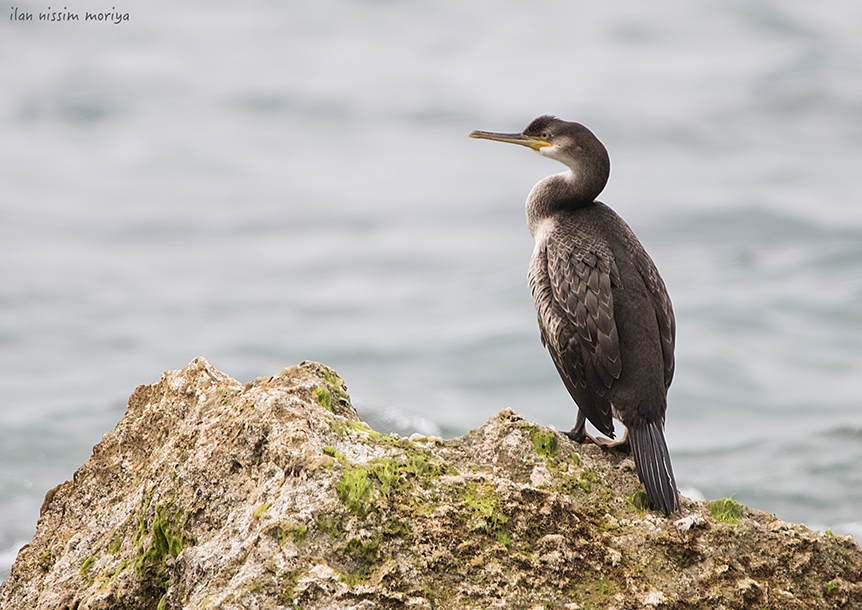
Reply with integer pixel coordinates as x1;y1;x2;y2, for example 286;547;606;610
589;428;630;453
563;413;630;454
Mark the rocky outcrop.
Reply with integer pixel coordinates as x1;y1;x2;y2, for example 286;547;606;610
1;358;860;609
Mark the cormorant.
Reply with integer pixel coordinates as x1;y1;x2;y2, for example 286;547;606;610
470;116;680;515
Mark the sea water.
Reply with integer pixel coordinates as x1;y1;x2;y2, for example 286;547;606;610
2;0;862;578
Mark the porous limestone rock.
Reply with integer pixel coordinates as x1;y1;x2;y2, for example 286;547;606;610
1;357;860;609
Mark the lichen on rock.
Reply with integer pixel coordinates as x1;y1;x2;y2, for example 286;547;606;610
1;358;860;609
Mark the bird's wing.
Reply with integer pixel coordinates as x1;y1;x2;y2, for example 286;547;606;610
529;229;621;436
593;201;675;391
632;248;676;389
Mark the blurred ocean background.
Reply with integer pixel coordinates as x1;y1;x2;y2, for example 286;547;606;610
2;0;861;578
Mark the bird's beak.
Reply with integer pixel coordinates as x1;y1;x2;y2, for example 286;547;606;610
469;130;552;151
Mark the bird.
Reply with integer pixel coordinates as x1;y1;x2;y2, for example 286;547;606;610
470;116;680;515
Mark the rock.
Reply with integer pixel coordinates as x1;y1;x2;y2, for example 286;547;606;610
674;513;706;534
1;357;860;609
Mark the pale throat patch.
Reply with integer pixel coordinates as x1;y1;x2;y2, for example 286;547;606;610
528;216;555;245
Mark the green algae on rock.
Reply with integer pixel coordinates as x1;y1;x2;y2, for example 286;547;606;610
1;357;860;609
708;497;744;523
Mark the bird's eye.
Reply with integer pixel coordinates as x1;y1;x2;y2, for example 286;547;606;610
540;132;551;140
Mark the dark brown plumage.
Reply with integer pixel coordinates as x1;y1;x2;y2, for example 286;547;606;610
470;116;680;515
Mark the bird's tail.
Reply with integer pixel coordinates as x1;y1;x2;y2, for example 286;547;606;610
629;421;679;515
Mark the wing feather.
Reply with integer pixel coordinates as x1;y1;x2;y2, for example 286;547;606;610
529;226;621;437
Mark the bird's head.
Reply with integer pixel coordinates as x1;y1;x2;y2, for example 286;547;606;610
470;115;610;202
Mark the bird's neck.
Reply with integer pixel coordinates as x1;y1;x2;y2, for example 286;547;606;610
526;170;594;238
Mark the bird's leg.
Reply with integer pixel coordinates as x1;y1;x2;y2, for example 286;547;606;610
563;411;609;445
563;411;588;443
